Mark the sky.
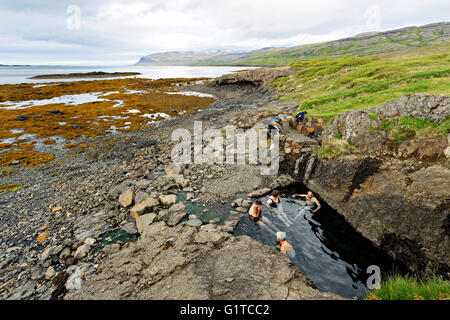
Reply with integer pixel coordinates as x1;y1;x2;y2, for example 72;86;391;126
0;0;449;65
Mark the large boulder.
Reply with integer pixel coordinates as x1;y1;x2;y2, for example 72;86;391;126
136;180;151;190
141;221;167;238
73;244;91;260
108;180;137;199
373;94;449;124
134;191;152;206
248;188;271;198
186;215;203;228
323;110;376;145
136;213;157;233
130;197;159;219
65;225;343;300
159;202;187;226
73;211;109;242
269;174;296;190
351;130;387;154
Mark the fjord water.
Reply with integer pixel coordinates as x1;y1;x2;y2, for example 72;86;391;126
234;185;406;299
0;65;256;84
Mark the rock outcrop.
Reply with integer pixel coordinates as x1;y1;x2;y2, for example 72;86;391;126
65;224;342;300
371;94;449;124
286;94;450;273
323;93;449;149
213;67;294;86
292;154;449;273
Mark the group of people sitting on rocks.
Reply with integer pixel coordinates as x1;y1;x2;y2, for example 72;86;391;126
248;189;321;258
265;110;307;137
266;118;283;136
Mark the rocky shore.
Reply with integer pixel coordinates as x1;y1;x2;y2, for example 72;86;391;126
0;68;448;300
0;76;343;300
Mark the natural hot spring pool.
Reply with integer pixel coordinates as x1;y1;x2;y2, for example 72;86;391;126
233;184;408;299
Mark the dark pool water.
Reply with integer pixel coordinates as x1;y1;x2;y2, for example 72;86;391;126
233;184;407;299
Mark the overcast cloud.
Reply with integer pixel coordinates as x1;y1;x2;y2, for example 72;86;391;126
0;0;448;65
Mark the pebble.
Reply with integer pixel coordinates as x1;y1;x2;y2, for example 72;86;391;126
159;194;177;206
119;189;134;208
44;266;55;280
59;247;71;260
186;218;203;228
84;238;96;246
73;244;91;259
38;222;49;231
37;232;49;243
186;193;194;201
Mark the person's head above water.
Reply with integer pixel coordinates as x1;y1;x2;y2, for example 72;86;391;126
255;199;262;206
276;231;286;241
272;190;279;197
307;191;314;198
276;231;294;256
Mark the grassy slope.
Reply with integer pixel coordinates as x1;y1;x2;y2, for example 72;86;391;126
136;23;449;66
364;274;450;300
231;23;450;66
271;43;450;121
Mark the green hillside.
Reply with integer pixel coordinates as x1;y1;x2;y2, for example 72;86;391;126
271;43;450;120
232;22;450;66
135;22;450;123
136;22;450;67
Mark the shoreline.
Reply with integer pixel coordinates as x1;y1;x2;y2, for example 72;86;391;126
28;71;142;79
0;70;448;300
0;65;259;85
0;77;216;167
2;78;341;300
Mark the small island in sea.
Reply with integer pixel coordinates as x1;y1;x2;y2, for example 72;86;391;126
28;71;141;79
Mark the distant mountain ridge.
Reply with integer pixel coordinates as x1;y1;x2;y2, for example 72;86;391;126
136;22;450;67
136;50;247;66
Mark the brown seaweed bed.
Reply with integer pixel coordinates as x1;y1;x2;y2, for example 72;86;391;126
0;77;215;166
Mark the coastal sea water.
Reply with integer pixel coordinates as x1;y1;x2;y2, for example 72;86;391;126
0;92;121;110
0;65;257;84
